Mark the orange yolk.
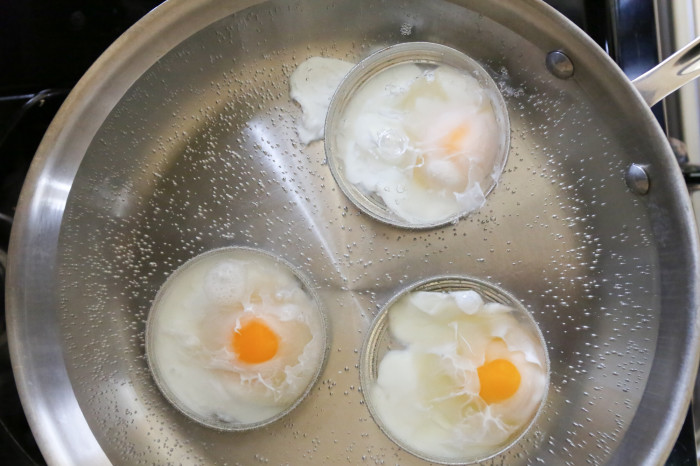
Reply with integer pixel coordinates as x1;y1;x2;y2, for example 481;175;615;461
442;124;470;155
412;125;471;188
477;358;521;404
231;319;279;364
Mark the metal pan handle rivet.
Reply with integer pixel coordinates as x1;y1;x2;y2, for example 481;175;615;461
545;50;574;79
625;163;650;195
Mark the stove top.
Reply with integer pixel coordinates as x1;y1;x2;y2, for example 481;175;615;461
0;0;696;464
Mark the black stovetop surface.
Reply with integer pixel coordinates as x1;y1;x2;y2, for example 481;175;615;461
0;1;694;464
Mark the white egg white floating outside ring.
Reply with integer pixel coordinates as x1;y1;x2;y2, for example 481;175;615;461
145;247;328;431
360;276;549;464
289;56;355;144
324;42;511;229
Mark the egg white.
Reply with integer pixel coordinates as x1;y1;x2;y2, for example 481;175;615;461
336;62;503;225
147;249;325;427
289;56;354;144
289;52;504;225
370;289;547;461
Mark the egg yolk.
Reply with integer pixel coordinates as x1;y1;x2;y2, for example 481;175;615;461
232;319;279;364
411;124;472;191
477;358;521;404
442;125;470;155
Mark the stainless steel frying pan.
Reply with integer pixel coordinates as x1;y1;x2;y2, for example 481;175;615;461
7;0;700;464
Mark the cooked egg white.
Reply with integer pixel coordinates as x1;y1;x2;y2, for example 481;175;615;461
289;56;354;144
289;52;505;226
336;62;503;225
147;248;325;427
370;289;547;461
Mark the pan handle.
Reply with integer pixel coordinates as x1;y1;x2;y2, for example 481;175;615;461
632;36;700;107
